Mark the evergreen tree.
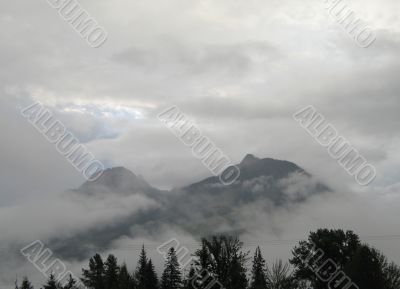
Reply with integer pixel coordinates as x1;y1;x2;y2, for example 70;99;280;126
135;246;149;289
194;241;213;274
63;275;78;289
183;266;197;289
105;254;120;289
192;241;214;289
43;274;61;289
17;277;34;289
228;254;248;289
81;253;105;289
250;247;267;289
135;246;159;289
161;248;182;289
146;259;159;289
119;263;136;289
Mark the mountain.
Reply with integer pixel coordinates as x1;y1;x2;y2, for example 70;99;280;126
76;166;161;198
184;153;309;189
239;154;307;179
181;154;329;204
51;154;330;259
165;154;330;235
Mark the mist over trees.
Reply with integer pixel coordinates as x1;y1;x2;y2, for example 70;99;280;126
15;229;400;289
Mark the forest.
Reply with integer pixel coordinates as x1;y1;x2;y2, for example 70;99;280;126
15;229;400;289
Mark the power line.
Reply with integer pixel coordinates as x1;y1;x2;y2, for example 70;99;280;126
2;234;400;253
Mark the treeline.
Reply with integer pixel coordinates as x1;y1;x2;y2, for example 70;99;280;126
16;229;400;289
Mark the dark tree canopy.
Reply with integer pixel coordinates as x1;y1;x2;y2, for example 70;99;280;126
383;262;400;289
119;263;136;289
12;230;400;289
290;229;360;289
345;244;385;289
194;235;249;289
81;253;105;289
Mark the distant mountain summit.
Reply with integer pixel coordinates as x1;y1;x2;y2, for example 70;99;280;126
182;154;323;195
239;153;258;164
238;154;307;179
77;166;157;196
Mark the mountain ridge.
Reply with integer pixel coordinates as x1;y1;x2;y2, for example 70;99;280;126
53;154;330;260
79;154;322;195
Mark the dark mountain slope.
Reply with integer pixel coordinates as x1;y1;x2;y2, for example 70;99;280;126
50;154;330;259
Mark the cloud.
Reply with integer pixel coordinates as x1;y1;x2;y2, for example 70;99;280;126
0;188;158;287
0;190;157;245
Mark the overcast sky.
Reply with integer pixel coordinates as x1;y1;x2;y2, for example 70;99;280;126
2;0;399;197
1;0;400;286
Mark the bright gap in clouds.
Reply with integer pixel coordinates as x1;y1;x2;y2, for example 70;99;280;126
61;103;145;120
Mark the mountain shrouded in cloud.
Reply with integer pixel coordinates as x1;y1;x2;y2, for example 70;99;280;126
77;166;160;197
48;154;330;259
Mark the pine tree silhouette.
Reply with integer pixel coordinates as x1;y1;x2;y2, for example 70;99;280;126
81;253;105;289
104;254;120;289
250;247;267;289
135;245;159;289
63;274;78;289
146;259;159;289
135;245;148;289
228;254;248;289
43;274;60;289
161;248;182;289
119;263;136;289
183;266;197;289
16;277;34;289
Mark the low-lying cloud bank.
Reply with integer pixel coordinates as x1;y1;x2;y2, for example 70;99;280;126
0;171;399;289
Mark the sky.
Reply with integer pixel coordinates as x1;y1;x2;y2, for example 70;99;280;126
0;0;400;287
